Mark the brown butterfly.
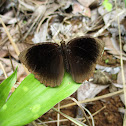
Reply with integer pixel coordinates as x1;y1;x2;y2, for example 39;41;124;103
19;36;104;87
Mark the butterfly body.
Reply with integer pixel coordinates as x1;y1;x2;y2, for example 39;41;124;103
60;41;70;73
19;36;104;87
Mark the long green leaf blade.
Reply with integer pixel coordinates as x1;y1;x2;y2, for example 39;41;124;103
0;72;81;126
0;68;17;108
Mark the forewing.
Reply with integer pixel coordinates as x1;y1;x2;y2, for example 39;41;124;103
19;42;64;87
67;36;104;83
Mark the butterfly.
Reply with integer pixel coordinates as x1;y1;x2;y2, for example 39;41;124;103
19;36;104;87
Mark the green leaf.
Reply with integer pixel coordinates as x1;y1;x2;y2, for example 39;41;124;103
125;0;126;7
105;59;109;64
23;20;27;24
0;72;81;126
102;0;112;11
0;68;17;108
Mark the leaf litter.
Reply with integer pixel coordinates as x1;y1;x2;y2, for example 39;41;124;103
0;0;125;125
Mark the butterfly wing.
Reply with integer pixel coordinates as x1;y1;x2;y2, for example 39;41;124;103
66;36;104;83
19;42;64;87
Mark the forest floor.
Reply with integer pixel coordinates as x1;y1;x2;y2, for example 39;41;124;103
0;0;126;126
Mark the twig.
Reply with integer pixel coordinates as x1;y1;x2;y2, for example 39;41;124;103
12;4;23;39
0;37;8;47
7;46;15;71
31;121;38;126
44;106;106;124
59;89;123;109
82;106;94;126
83;106;106;123
0;61;8;78
0;17;30;75
36;0;48;32
52;108;87;126
93;9;126;37
36;119;48;126
57;102;60;126
21;9;45;41
68;97;92;126
114;1;126;126
0;18;20;55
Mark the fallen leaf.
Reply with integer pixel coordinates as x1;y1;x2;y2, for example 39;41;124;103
77;82;109;101
0;49;8;58
0;11;14;24
92;70;112;85
32;21;48;43
96;64;120;74
103;37;126;60
117;63;126;84
0;58;26;80
73;2;91;17
78;0;95;7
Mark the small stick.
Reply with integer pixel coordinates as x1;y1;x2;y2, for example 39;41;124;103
57;102;60;126
0;18;20;55
68;97;92;126
59;89;123;109
93;9;126;37
0;61;8;78
0;17;30;75
52;108;87;126
44;106;106;124
7;46;15;71
114;1;126;126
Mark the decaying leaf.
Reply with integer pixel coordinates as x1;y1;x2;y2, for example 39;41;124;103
117;63;126;84
103;37;126;60
78;0;95;7
77;81;109;101
0;58;26;80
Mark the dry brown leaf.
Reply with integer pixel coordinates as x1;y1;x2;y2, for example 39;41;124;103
0;76;5;81
2;42;32;60
3;44;18;60
18;74;27;83
77;82;109;101
93;70;112;85
32;21;49;43
0;11;14;24
117;63;126;84
16;42;33;52
103;37;126;60
73;2;91;17
0;57;26;80
77;0;95;7
0;49;8;58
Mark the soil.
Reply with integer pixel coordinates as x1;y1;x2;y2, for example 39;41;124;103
86;88;124;126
